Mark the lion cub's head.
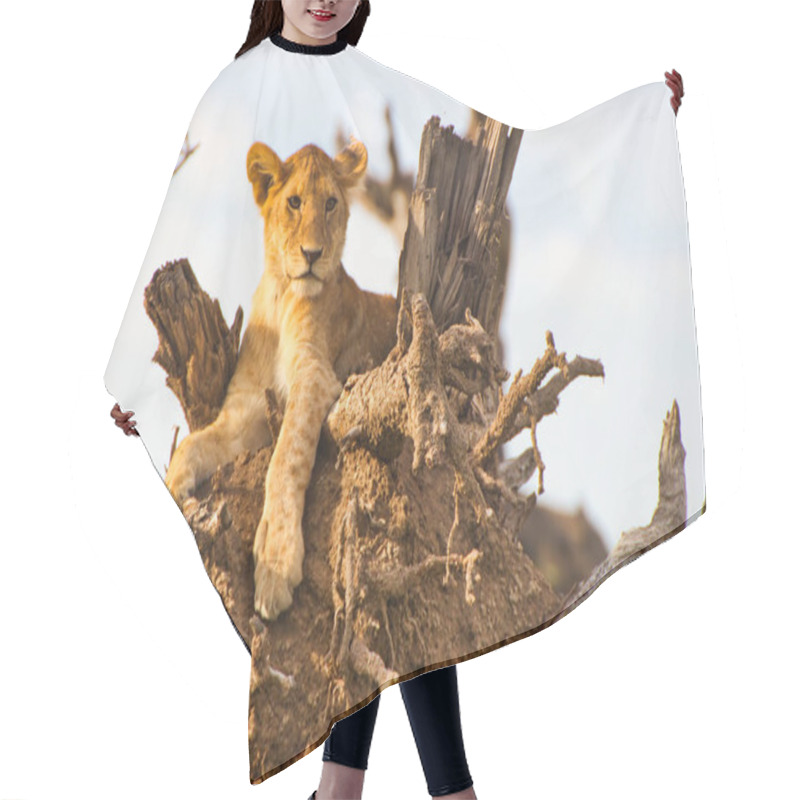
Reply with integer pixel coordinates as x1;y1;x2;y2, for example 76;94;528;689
246;137;368;299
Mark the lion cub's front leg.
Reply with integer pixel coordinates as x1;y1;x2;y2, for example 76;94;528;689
165;388;270;509
253;357;343;620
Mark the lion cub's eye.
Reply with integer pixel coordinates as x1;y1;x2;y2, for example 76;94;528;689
288;195;301;209
326;197;337;211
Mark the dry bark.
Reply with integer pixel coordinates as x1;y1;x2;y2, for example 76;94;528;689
338;107;515;383
144;257;242;434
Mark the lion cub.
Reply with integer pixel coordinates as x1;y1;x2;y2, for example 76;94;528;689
165;137;398;620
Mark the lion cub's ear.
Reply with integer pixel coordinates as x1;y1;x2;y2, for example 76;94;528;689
333;137;368;190
247;142;286;207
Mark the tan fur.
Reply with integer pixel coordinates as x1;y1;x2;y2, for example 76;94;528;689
165;137;398;620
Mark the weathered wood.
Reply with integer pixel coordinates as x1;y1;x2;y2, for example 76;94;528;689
398;114;521;341
144;257;243;432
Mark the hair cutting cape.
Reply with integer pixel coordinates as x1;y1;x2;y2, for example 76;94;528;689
104;31;706;784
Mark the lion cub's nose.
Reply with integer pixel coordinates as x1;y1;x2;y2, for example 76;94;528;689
301;247;323;267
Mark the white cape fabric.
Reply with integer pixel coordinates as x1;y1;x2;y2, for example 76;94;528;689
104;32;706;784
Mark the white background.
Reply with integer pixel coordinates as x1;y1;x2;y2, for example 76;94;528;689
0;1;796;798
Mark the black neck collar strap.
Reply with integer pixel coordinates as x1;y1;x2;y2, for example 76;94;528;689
269;31;348;55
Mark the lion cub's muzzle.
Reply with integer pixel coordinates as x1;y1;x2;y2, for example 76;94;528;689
292;246;325;282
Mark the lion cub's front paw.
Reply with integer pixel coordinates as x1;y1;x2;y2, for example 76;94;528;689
253;557;295;621
252;512;305;620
